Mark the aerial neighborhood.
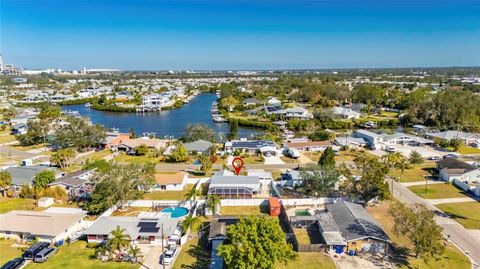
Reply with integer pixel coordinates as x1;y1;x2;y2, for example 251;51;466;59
1;67;480;269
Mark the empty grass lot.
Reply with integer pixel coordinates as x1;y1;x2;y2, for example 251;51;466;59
389;162;436;183
0;197;36;213
24;241;138;269
436;202;480;229
142;184;195;200
220;205;269;216
367;201;470;269
0;240;23;265
408;183;468;199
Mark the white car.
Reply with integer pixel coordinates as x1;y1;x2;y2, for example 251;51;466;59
162;248;177;265
385;146;396;153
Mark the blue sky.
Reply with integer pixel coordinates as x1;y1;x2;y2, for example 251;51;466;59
1;0;479;70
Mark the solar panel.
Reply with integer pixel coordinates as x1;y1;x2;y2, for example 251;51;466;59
139;227;160;233
138;222;157;227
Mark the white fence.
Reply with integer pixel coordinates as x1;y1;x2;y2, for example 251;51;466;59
186;177;209;185
126;200;183;207
220;199;268;206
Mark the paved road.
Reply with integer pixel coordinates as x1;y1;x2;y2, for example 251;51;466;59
391;179;480;267
0;146;37;159
155;163;304;171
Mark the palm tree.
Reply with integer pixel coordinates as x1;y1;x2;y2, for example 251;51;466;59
181;215;201;234
383;152;405;199
127;245;142;263
395;158;409;182
184;186;201;202
206;194;221;216
108;226;131;254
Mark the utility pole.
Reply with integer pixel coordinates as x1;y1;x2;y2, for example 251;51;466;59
161;224;165;269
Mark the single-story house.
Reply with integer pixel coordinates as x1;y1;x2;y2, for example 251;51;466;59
48;169;95;198
182;139;214;155
316;212;347;251
4;165;61;187
331;107;361;119
85;216;180;246
152;172;187;191
284;141;335;152
243;98;262;106
0;210;86;243
334;136;367;148
271;107;313;119
382;132;434;146
224;139;277;154
116;138;166;154
208;171;260;198
436;158;480;183
326;201;390;253
12;123;28;135
283;169;304;187
353;130;384;145
427;131;480;145
102;131;130;149
208;216;240;269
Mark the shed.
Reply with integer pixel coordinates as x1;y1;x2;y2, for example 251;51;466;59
38;197;54;208
268;197;281;216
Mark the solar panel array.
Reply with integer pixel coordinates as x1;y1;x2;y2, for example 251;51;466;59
139;226;160;233
137;221;157;227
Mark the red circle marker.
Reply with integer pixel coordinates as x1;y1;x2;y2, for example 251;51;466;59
231;157;244;176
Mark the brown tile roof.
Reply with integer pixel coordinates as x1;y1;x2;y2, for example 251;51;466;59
155;172;186;185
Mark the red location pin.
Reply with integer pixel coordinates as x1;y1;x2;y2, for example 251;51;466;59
231;157;244;176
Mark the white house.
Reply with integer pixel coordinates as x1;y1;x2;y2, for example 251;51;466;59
437;158;480;183
208;171;260;198
0;210;86;243
331;107;361;119
153;172;187;191
427;131;480;145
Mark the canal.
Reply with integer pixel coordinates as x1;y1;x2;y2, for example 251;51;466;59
63;93;263;139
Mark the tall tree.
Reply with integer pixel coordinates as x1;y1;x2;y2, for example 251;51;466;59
199;154;212;175
228;119;239;140
299;164;338;197
409;151;424;167
184;186;201;202
0;171;12;196
108;226;131;252
50;147;76;168
169;144;188;162
318;147;336;167
181;215;201;233
55;116;106;151
218;217;297;269
206;194;221;216
390;202;445;262
33;170;56;189
182;124;216;143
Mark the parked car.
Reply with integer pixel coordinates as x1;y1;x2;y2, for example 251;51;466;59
366;144;376;150
385;146;396;153
23;242;50;260
443;154;458;159
34;247;57;263
429;156;441;161
287;148;300;158
161;248;177;265
0;258;25;269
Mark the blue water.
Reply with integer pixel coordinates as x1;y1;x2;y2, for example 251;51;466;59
161;207;189;218
63;93;262;139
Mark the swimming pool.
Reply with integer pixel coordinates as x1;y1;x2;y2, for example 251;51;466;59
161;207;189;218
294;209;311;216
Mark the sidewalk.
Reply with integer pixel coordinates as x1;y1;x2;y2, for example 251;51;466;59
401;180;445;187
426;197;480;205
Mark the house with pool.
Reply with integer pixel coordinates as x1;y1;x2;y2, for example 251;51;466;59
85;216;181;246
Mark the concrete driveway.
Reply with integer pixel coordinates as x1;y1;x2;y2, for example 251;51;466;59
264;156;284;165
330;253;391;269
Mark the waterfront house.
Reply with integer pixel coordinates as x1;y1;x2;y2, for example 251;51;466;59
116;138;166;154
271;107;313;120
182;139;214;155
153;172;187;191
243;98;262;107
436;158;480;183
208;171;260;198
284;141;335;152
102;131;131;149
85;216;180;246
0;210;86;243
224;139;277;155
326;200;390;253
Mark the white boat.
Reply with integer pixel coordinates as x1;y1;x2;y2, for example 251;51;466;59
85;103;92;107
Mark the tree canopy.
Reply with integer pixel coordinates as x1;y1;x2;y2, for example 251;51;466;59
182;124;217;143
34;170;56;189
299;164;338;197
218;216;298;269
318;147;336;167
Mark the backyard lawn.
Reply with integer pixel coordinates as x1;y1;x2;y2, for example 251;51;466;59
173;235;210;269
367;201;470;269
408;183;468;199
436;202;480;229
276;253;336;269
0;240;23;265
389;162;436;183
111;206;152;217
220;205;269;216
24;241;138;269
143;184;195;200
0;197;36;213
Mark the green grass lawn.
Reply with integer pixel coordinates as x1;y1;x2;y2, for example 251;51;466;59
83;149;112;161
240;156;265;164
367;202;470;269
389;162;436;183
275;253;336;269
114;153;163;164
436;202;480;229
143;184;194;200
408;183;468;199
0;197;37;213
0;130;16;144
24;241;138;269
173;235;211;269
220;205;269;216
0;240;23;265
457;145;480;155
111;206;152;217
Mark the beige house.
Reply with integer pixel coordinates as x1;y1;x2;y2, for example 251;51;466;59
116;138;167;153
153;172;187;191
0;210;86;243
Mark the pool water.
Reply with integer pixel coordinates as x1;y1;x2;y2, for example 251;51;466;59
295;209;311;216
161;207;189;218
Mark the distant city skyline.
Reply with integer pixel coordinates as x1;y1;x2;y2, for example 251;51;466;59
1;0;479;70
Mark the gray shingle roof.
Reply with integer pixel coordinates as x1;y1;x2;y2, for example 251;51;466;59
326;201;389;242
5;165;58;186
182;139;213;152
